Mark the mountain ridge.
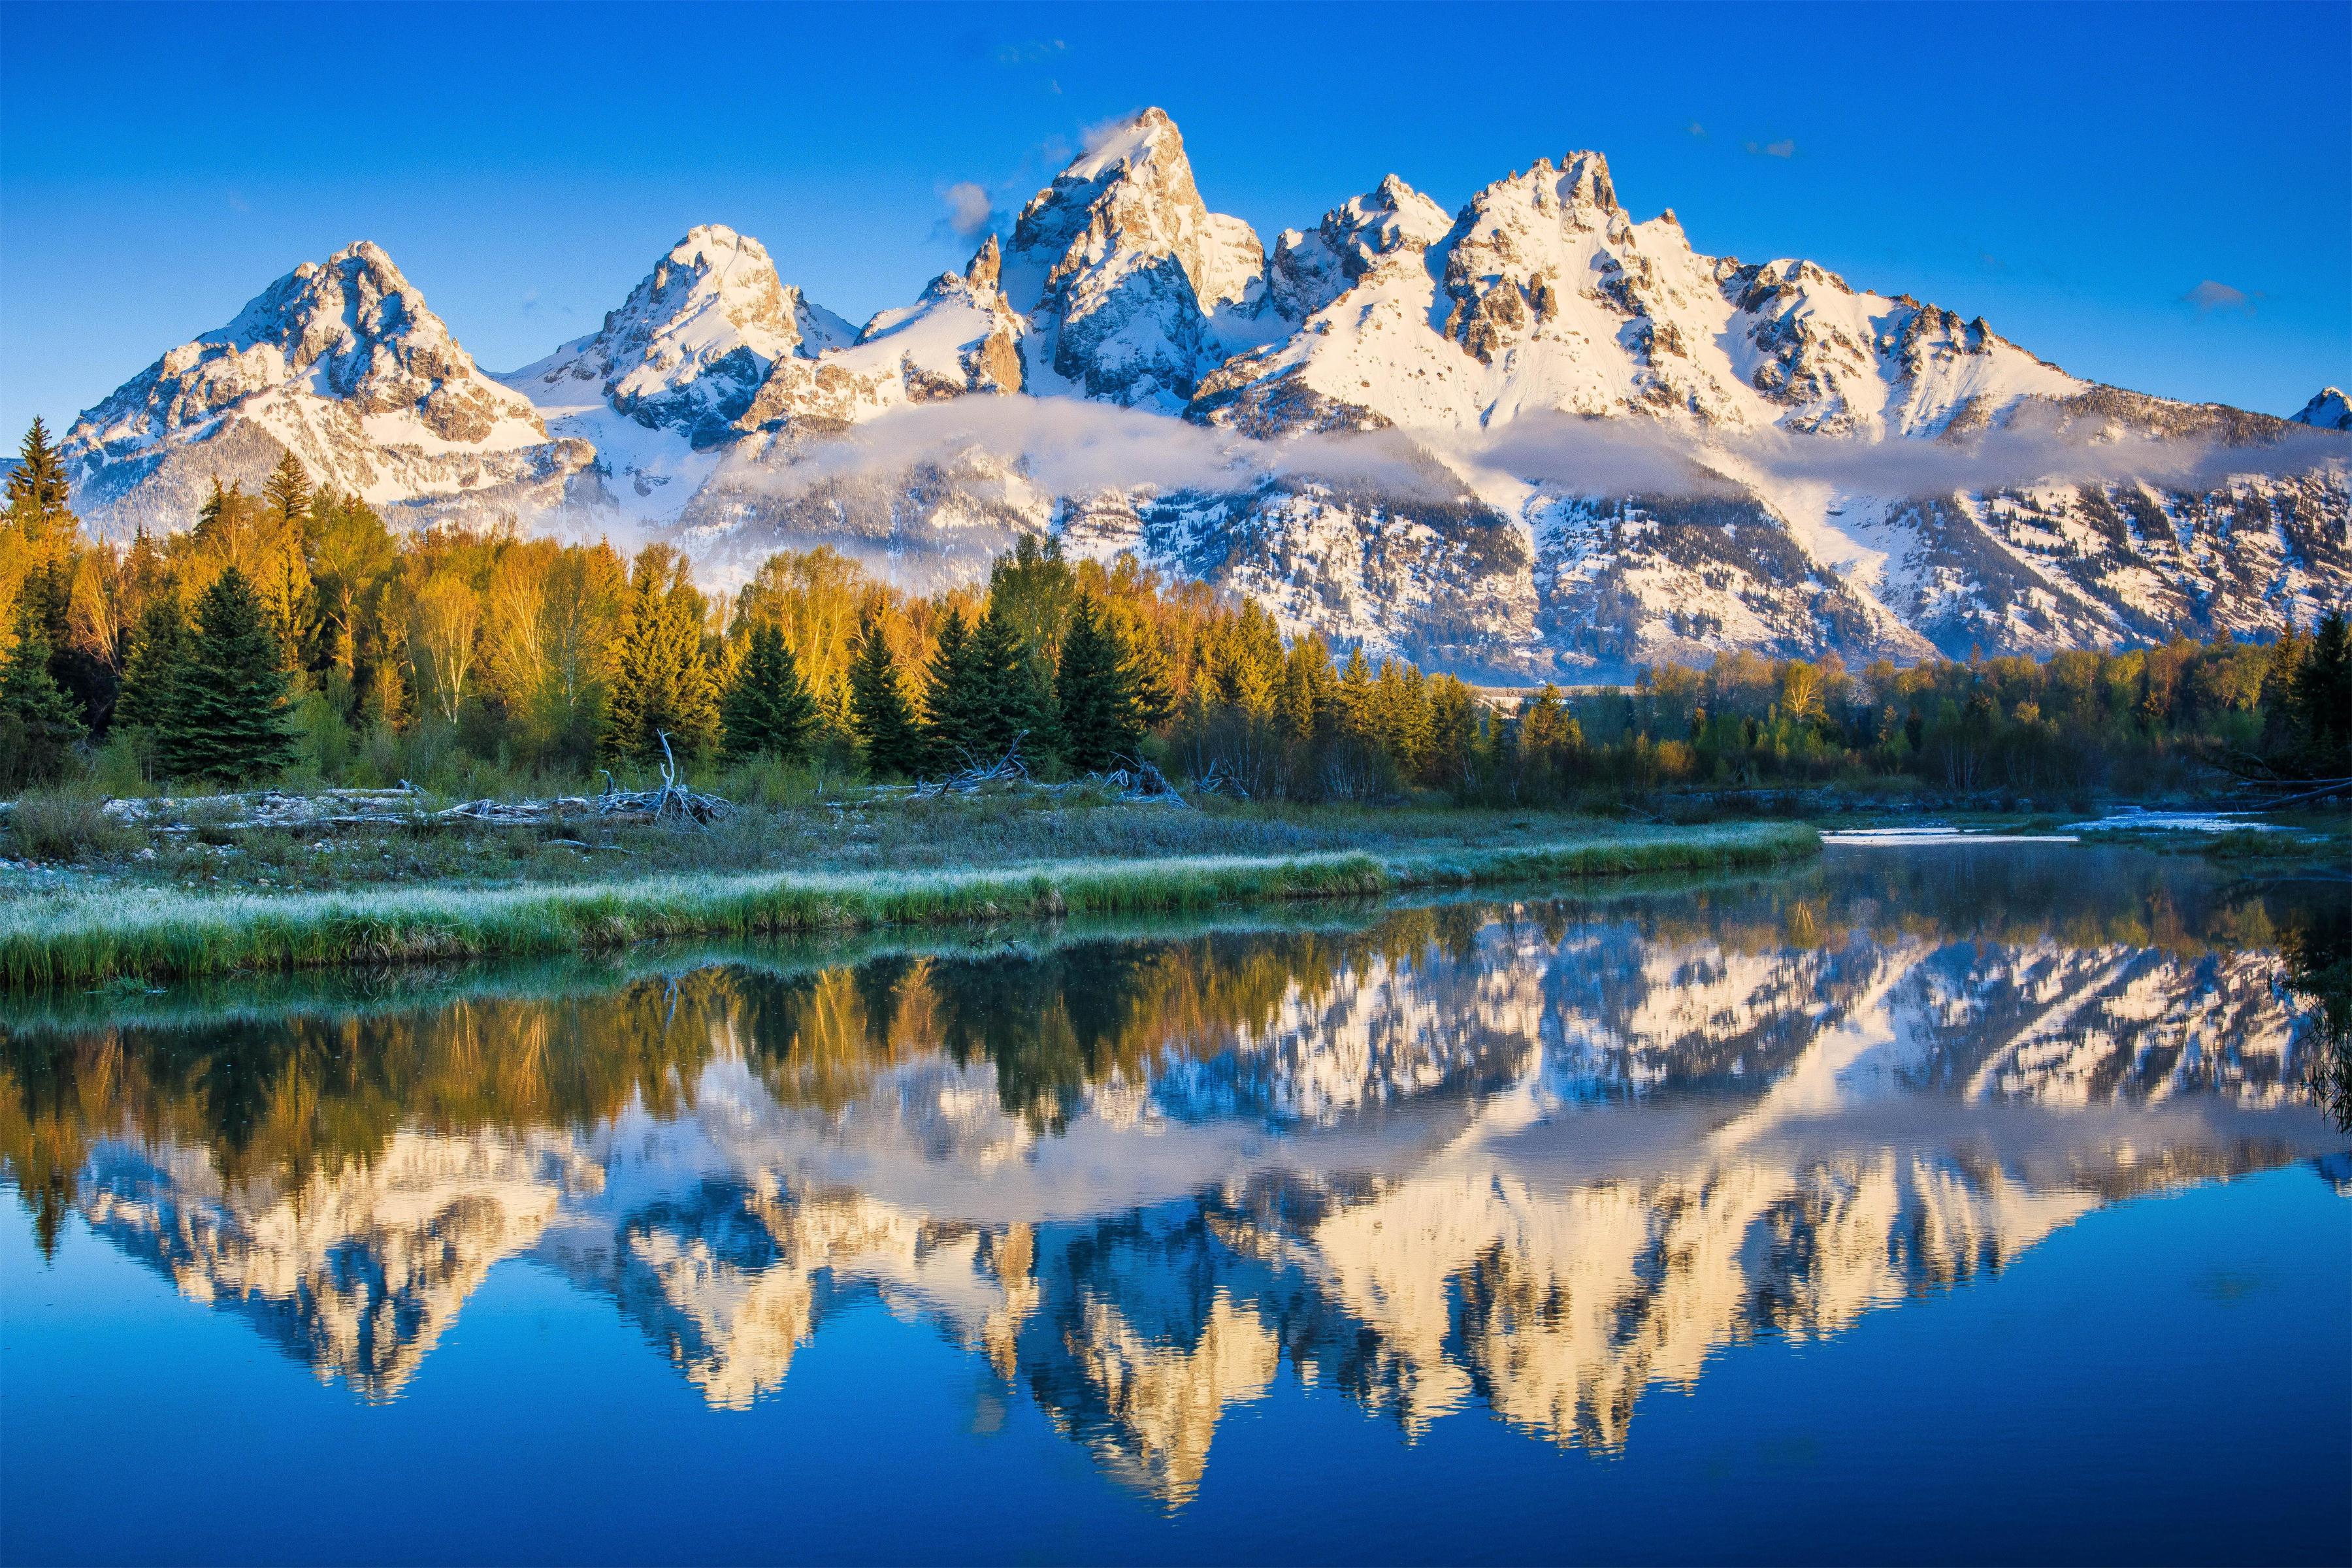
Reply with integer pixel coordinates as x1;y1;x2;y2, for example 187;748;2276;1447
56;109;2350;678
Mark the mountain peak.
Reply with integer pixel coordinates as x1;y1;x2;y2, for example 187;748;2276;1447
1002;106;1256;406
966;233;1002;291
504;224;853;446
326;238;401;274
1266;175;1451;320
2292;386;2351;431
1549;150;1618;211
61;239;578;533
1066;106;1184;181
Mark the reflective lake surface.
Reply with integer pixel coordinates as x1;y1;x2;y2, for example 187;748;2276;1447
3;843;2347;1565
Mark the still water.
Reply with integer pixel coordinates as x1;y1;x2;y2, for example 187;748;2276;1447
2;843;2347;1565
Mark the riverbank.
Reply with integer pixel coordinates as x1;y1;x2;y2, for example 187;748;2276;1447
0;819;1818;990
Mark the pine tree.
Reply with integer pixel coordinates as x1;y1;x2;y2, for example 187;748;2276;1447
720;621;820;763
606;546;719;767
1277;634;1335;742
263;449;313;533
4;418;73;544
1115;602;1175;731
114;596;189;731
847;617;924;777
157;566;293;783
1335;646;1376;738
261;451;316;671
969;603;1055;764
921;606;985;770
2291;608;2352;776
1056;595;1141;772
0;602;87;785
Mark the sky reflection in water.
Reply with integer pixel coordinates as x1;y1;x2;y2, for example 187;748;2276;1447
2;843;2347;1565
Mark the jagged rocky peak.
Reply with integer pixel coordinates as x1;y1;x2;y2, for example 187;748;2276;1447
506;223;855;444
713;226;1029;444
2293;387;2352;431
67;238;540;461
1550;149;1620;216
58;238;589;536
1436;150;1665;373
965;233;1003;291
1266;174;1452;320
999;106;1265;408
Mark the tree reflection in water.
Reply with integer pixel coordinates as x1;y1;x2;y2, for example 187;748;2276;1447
1;845;2344;1499
2285;893;2352;1130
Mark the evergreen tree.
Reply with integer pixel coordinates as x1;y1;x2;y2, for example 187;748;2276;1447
847;617;924;777
606;546;719;767
0;602;87;785
2291;608;2352;776
1335;646;1376;737
1115;602;1175;731
921;606;986;770
720;621;820;763
1056;595;1141;772
261;451;316;671
1277;634;1336;742
157;566;293;783
968;603;1056;764
3;419;108;734
114;595;189;731
4;418;73;543
263;449;313;533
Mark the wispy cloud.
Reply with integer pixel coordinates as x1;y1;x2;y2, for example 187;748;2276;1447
992;38;1065;65
1686;121;1707;139
718;398;2345;514
2180;279;2259;314
1744;139;1797;159
939;182;1000;239
1080;112;1142;155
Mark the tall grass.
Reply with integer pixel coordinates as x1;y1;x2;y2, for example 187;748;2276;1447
0;821;1817;990
4;788;148;862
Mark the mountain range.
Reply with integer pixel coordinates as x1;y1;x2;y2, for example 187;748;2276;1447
55;108;2352;678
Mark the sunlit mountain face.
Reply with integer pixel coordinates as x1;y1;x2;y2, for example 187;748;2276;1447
3;846;2345;1505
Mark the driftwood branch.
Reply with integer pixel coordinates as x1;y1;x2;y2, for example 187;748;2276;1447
911;734;1034;798
50;770;740;838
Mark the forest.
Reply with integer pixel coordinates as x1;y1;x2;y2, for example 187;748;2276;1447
3;418;2347;809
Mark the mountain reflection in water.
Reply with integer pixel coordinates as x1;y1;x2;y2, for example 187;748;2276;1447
3;845;2344;1507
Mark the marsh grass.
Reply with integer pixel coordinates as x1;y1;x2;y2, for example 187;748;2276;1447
0;821;1817;990
5;788;148;862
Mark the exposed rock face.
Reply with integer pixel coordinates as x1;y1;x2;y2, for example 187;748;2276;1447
58;112;2351;672
990;107;1266;410
61;241;593;536
505;225;854;449
1266;174;1453;323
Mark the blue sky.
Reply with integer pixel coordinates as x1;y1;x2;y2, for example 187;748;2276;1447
2;0;2345;439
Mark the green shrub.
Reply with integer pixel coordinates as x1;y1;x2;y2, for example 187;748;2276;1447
7;788;147;862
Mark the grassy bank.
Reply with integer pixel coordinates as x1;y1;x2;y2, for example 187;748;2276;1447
0;820;1816;990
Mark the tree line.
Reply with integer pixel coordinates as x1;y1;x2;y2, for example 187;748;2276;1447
0;421;1485;796
1468;622;2350;806
1;417;2345;802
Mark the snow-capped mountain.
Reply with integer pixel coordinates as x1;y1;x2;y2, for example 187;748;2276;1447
528;225;858;440
58;113;2351;674
59;242;594;535
994;106;1277;410
2295;387;2352;431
